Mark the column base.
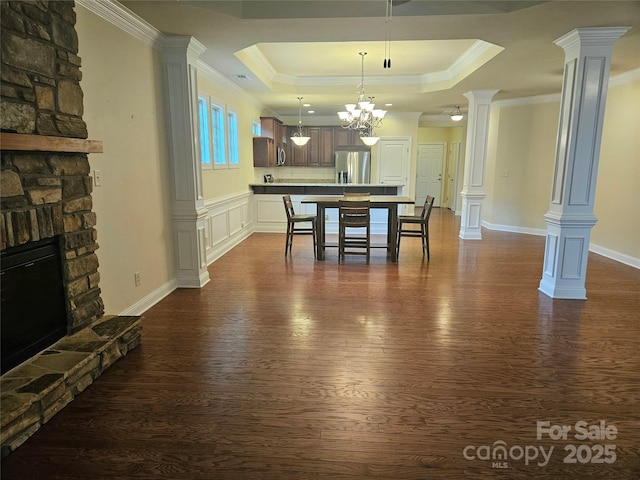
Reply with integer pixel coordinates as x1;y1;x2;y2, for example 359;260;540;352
173;208;211;289
459;192;485;240
538;211;596;300
539;278;587;300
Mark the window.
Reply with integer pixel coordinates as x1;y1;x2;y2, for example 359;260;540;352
211;102;226;169
252;120;261;136
227;109;239;167
197;96;212;168
196;95;239;170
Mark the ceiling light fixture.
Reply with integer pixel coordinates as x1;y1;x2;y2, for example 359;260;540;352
337;52;387;146
450;105;464;122
384;0;393;68
291;97;310;147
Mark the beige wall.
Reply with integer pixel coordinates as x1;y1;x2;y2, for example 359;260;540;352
76;7;175;314
593;80;640;259
196;73;262;200
485;101;558;230
484;77;640;260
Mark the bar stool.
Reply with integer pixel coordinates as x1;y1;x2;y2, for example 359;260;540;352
283;195;317;258
338;198;371;264
397;195;435;260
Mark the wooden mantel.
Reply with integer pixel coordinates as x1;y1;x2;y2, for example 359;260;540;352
0;132;103;154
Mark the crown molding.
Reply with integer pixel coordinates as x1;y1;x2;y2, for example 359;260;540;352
494;67;640;108
76;0;162;48
76;0;263;109
493;93;561;108
196;61;263;108
609;67;640;88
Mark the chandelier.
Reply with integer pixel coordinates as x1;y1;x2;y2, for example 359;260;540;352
337;52;387;146
290;96;310;146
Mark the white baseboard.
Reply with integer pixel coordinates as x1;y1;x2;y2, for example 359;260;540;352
482;221;639;269
589;243;640;269
120;278;178;316
481;220;546;237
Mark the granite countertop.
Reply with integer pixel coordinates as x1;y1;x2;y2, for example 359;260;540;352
250;181;404;187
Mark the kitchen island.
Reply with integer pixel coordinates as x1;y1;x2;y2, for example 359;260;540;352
251;182;408;235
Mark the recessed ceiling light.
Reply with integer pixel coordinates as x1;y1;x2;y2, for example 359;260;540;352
303;103;311;107
385;103;393;107
307;110;315;114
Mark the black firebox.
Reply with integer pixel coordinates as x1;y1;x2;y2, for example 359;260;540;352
1;237;67;374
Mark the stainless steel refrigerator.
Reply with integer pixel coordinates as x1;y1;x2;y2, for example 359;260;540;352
334;146;371;184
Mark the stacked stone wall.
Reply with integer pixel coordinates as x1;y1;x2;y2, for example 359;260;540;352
1;0;87;137
1;0;102;333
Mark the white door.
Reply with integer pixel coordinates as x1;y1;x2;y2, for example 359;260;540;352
378;138;410;186
377;137;411;213
444;142;461;211
417;144;444;207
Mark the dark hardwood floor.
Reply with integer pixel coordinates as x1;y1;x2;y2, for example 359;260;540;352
3;208;640;479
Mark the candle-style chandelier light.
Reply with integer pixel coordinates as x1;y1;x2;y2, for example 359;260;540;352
337;52;387;146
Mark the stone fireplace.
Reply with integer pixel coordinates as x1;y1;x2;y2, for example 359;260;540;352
1;0;141;455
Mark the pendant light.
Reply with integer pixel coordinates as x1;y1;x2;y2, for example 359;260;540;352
450;105;464;122
291;97;310;146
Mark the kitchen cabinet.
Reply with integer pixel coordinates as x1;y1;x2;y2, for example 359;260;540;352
319;127;335;166
333;128;360;148
253;137;276;167
254;117;286;167
260;117;286;145
287;126;308;166
259;124;362;167
307;127;321;166
291;127;335;167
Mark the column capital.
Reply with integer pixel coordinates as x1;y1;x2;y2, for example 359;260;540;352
554;27;630;51
463;90;500;103
160;35;206;64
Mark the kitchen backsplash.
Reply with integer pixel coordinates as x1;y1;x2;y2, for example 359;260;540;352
254;166;334;184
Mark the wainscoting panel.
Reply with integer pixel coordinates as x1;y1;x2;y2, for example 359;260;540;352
228;204;246;237
204;191;253;265
208;211;228;248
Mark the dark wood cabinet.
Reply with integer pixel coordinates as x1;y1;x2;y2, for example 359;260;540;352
287;126;308;166
253;137;276;167
293;127;337;167
254;117;287;167
333;128;360;148
320;128;335;166
307;127;321;166
260;117;286;145
255;123;361;167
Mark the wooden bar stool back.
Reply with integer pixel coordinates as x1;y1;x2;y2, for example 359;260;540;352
338;199;371;264
283;195;317;258
397;195;435;260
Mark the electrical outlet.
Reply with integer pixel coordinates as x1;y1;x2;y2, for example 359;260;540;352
93;169;102;186
134;271;141;287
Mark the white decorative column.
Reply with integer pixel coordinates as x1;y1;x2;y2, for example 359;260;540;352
161;36;210;288
539;27;629;299
459;90;499;240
